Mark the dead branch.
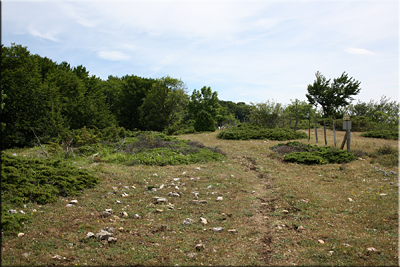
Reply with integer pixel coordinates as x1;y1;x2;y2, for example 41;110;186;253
31;128;49;158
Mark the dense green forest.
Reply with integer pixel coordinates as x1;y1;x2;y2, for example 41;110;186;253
1;43;398;149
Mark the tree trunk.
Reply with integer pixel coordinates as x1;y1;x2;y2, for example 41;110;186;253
314;115;318;143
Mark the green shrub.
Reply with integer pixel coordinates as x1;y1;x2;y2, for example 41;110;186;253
217;123;308;141
270;141;356;165
369;144;399;167
194;110;216;132
1;152;99;234
361;130;399;140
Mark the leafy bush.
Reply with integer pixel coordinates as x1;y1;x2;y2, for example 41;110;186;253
194;110;216;132
369;144;399;167
270;141;356;165
1;152;99;233
360;130;399;140
217;123;308;140
107;132;225;166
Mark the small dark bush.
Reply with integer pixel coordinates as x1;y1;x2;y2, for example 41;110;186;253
369;144;399;167
194;110;216;132
361;130;399;140
270;141;356;165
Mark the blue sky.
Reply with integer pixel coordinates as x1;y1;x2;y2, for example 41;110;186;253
2;0;398;105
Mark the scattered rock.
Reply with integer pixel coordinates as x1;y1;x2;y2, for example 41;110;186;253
200;217;208;224
328;250;334;256
207;185;212;189
187;252;197;258
195;167;201;171
318;239;325;244
216;196;223;201
380;193;388;196
343;243;352;247
86;232;95;238
228;229;237;233
282;210;289;214
66;204;74;207
183;218;195;225
367;247;378;253
297;226;304;231
357;157;363;160
199;200;208;204
190;200;199;204
22;253;29;258
390;171;396;175
116;200;122;204
213;227;224;232
112;187;118;191
173;178;180;181
8;210;17;214
195;243;205;251
347;198;353;202
102;211;112;217
122;192;129;197
52;255;64;260
134;214;141;219
159;184;165;189
96;230;113;240
69;200;78;204
18;233;25;237
156;209;163;213
19;210;25;215
121;211;129;218
108;237;118;243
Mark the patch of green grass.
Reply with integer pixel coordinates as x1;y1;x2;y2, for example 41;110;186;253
369;144;399;167
361;130;399;140
1;152;99;234
217;123;308;140
271;141;356;165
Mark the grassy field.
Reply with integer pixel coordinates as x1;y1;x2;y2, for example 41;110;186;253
1;129;398;266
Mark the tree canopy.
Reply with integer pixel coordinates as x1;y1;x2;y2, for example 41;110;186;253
306;71;361;117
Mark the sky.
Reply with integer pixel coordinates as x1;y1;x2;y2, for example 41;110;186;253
2;0;398;105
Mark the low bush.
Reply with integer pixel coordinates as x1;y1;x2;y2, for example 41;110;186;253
360;130;399;140
369;144;399;167
107;132;226;166
270;141;356;165
1;152;99;233
217;123;308;140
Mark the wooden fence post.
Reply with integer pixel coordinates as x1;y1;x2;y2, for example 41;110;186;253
323;120;327;146
332;118;337;148
340;132;347;149
308;116;311;142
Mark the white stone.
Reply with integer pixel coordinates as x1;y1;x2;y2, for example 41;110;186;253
19;210;25;215
18;233;25;237
213;227;224;232
108;237;118;243
116;200;122;204
134;214;141;219
86;232;95;238
216;196;223;201
121;211;129;218
69;200;78;204
367;247;378;252
200;217;208;224
105;208;113;213
347;198;353;202
282;210;289;214
173;178;180;181
183;218;195;225
66;204;74;207
195;243;204;251
96;230;113;240
318;239;325;244
8;210;17;214
195;167;201;171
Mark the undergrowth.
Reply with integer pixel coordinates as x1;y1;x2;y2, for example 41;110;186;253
360;130;399;140
1;152;99;234
217;123;308;140
369;144;399;167
270;141;356;165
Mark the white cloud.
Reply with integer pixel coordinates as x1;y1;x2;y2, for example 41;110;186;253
28;28;61;42
344;47;375;55
97;50;130;61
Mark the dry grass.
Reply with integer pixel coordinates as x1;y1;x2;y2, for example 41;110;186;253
1;129;398;266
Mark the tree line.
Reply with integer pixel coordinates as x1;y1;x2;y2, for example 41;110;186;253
1;43;398;149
